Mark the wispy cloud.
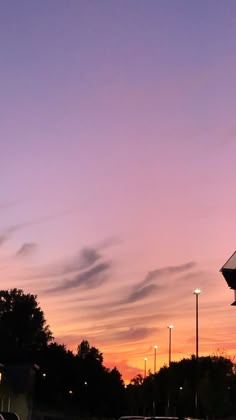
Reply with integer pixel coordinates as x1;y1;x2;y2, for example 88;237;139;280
98;236;121;250
0;235;8;246
16;243;37;257
63;261;197;311
0;209;74;247
0;225;25;246
46;262;111;294
115;327;157;342
34;246;102;278
115;261;197;306
33;237;120;279
0;197;27;210
125;284;159;303
137;261;196;289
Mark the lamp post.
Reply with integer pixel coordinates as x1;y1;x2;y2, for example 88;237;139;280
194;289;201;360
144;357;148;378
168;325;174;366
167;326;173;415
194;289;201;415
154;345;158;373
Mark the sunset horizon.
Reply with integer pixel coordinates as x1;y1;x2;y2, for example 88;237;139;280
1;0;236;385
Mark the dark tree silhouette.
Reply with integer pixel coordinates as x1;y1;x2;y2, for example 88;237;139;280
0;288;53;363
0;290;125;417
34;342;76;408
34;339;125;416
77;339;103;363
126;355;236;418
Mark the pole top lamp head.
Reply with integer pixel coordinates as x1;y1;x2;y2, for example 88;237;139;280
144;357;148;361
194;289;201;295
154;345;158;349
168;325;174;329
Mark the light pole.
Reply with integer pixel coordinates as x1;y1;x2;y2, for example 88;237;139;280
144;357;148;378
154;345;158;373
168;325;174;366
194;289;201;360
167;326;173;415
194;289;201;415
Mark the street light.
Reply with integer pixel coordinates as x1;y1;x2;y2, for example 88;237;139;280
194;289;201;360
168;325;174;366
154;345;158;373
194;289;201;415
167;326;174;415
144;357;148;378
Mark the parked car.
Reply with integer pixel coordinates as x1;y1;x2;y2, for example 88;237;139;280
0;413;20;420
145;417;179;420
119;417;145;420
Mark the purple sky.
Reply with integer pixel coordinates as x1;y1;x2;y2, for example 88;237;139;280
1;0;236;380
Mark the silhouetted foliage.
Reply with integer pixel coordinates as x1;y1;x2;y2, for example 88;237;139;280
1;289;236;419
0;289;52;363
130;373;144;386
77;339;103;363
127;355;236;418
34;340;125;417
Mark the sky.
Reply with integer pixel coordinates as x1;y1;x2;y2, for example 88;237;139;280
1;0;236;382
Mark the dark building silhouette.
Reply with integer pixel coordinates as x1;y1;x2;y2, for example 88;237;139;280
0;364;39;420
220;250;236;305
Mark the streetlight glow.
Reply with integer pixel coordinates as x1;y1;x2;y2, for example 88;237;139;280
167;325;174;414
194;289;201;295
168;325;174;366
194;288;201;415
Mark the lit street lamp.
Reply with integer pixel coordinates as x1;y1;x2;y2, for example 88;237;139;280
154;345;158;373
167;325;174;415
168;325;174;366
194;288;201;414
194;289;201;360
144;357;148;378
